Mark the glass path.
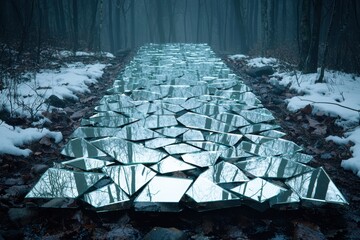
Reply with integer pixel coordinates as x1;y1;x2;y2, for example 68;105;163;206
26;44;348;212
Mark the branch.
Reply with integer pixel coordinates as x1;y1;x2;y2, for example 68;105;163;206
298;97;360;112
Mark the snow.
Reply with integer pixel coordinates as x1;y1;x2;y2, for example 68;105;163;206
0;62;107;118
247;57;278;68
0;51;109;157
0;122;62;157
229;54;248;61
229;53;360;177
326;128;360;177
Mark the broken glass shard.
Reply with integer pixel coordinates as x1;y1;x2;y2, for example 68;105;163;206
92;137;167;164
258;130;286;138
200;161;249;183
205;132;243;146
82;183;130;209
61;138;106;158
191;104;227;116
102;164;156;196
240;123;281;134
237;108;275;123
236;157;313;179
213;113;250;128
131;90;162;101
282;152;314;164
70;127;119;139
245;134;275;144
81;116;138;128
187;141;229;152
26;168;105;198
186;177;239;203
115;126;160;141
182;129;205;141
231;178;285;203
164;143;200;155
177;112;236;133
62;157;113;171
215;91;261;106
285;167;348;204
145;138;177;149
258;139;302;156
155;126;188;137
138;115;178;129
269;190;300;206
221;147;254;160
180;98;204;110
150;156;197;173
135;176;193;202
181;151;221;167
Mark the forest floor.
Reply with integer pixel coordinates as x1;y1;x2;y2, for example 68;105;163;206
0;50;360;240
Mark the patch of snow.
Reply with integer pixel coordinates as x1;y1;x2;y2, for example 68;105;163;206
229;54;248;60
102;52;115;58
0;54;108;157
75;51;94;57
0;122;62;157
247;57;278;68
327;127;360;177
272;70;360;126
0;62;107;118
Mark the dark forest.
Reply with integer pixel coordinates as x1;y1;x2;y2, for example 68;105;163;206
1;0;360;73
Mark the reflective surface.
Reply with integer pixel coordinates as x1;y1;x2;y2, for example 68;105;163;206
27;43;347;212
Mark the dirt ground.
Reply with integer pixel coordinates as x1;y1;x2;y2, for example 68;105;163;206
0;52;359;240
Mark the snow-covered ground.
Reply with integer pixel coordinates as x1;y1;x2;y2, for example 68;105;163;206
0;52;111;157
230;54;360;177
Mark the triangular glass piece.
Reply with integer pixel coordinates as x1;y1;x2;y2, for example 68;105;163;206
164;143;200;155
285;167;348;204
213;113;250;128
145;138;177;149
135;176;193;203
102;164;156;196
240;124;281;134
115;126;160;141
82;183;130;209
200;161;249;183
61;138;106;158
206;132;243;146
231;178;285;203
186;177;239;203
236;157;313;179
150;156;196;173
26;168;105;198
237;108;275;123
62;157;113;171
181;151;221;167
182;129;205;141
177;112;236;133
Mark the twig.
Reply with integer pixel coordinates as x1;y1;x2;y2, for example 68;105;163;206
293;70;301;87
298;97;360;112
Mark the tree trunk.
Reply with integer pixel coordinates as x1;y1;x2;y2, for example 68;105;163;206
88;0;99;51
108;0;114;52
298;0;311;70
261;0;268;55
73;0;78;52
316;0;336;83
303;0;323;74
